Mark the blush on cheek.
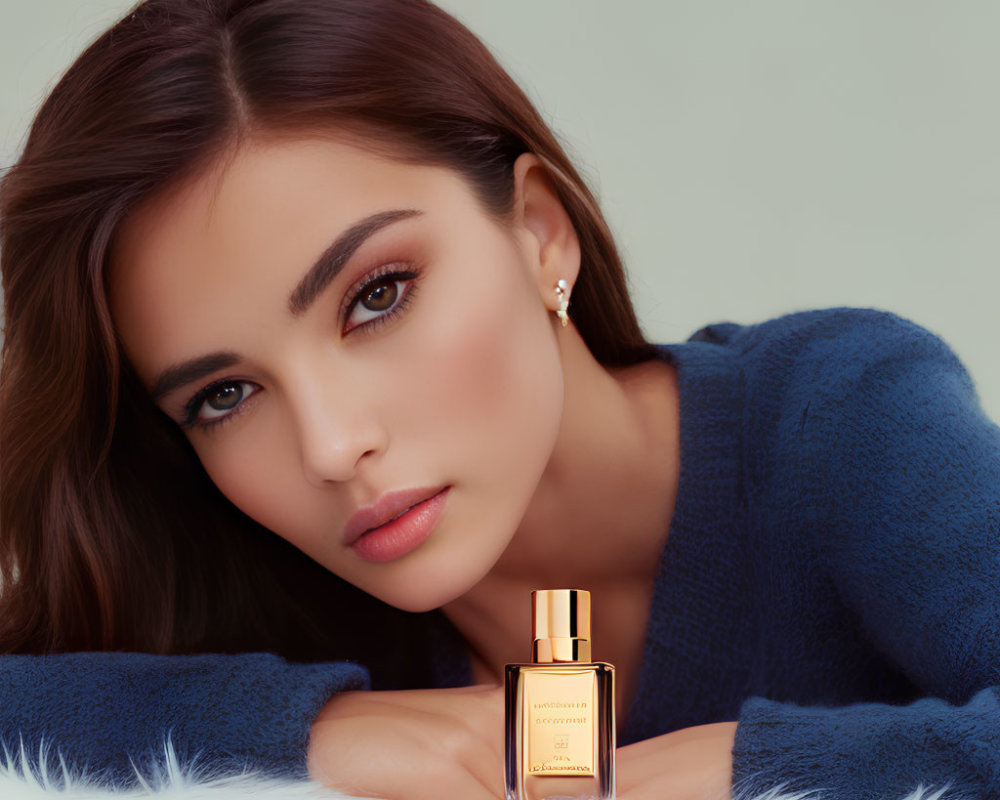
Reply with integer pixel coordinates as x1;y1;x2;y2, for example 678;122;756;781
427;267;561;469
430;286;525;420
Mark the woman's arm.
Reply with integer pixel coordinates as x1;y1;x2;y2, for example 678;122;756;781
733;688;1000;799
0;651;369;787
307;683;506;799
1;651;507;797
616;721;737;800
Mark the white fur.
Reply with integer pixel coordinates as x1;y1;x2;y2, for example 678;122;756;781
0;738;967;799
0;737;365;799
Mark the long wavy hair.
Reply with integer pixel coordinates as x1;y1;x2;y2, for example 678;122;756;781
0;0;658;674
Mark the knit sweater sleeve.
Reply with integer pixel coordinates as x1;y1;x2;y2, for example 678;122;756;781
0;651;370;787
731;310;1000;800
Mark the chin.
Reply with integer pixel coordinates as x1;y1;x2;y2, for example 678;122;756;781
376;572;473;614
368;581;459;614
367;542;505;613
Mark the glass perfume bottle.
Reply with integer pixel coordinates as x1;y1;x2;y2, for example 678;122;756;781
504;589;616;800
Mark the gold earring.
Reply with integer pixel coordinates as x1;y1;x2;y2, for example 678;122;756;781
554;279;570;327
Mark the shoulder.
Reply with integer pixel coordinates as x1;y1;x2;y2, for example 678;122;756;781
690;306;966;381
685;307;978;432
665;306;995;495
677;307;996;539
713;307;998;584
690;311;1000;698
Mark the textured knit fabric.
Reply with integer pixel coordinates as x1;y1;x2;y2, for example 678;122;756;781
636;307;1000;800
0;652;370;786
1;307;997;797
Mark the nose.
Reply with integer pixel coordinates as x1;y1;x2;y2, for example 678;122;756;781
291;379;388;487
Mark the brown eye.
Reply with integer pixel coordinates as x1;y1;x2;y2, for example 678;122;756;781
361;278;398;312
344;268;417;333
207;383;245;411
183;379;260;430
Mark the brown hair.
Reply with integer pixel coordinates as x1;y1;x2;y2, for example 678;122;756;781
0;0;658;668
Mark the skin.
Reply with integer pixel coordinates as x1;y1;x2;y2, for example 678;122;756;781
109;132;736;798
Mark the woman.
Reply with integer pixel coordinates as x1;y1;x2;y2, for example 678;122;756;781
1;0;997;798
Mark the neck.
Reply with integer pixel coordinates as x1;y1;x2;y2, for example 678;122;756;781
440;327;680;681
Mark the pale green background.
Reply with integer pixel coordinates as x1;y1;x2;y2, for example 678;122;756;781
2;0;998;422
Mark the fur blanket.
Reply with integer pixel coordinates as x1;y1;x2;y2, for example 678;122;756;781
0;738;966;799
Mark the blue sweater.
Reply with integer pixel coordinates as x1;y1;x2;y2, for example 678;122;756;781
2;307;998;797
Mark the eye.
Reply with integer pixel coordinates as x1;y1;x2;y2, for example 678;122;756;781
355;276;398;315
184;379;260;429
344;267;418;334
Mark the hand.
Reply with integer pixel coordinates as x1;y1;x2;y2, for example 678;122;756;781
617;721;738;800
307;683;505;800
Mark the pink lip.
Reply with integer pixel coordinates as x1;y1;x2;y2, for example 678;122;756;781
349;487;449;563
342;485;449;546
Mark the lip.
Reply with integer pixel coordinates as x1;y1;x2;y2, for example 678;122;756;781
342;485;450;546
349;487;449;563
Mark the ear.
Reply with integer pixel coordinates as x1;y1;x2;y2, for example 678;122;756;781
510;153;582;317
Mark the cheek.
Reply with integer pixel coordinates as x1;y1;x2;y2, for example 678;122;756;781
193;430;292;530
397;253;563;476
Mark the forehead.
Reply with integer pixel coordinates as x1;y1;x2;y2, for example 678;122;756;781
112;134;445;273
106;135;472;380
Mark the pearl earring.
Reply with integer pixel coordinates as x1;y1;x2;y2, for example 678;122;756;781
554;279;570;327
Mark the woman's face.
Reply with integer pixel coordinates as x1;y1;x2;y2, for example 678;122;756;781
109;135;573;612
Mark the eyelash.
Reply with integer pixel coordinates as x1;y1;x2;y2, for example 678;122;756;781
180;264;420;432
341;263;419;335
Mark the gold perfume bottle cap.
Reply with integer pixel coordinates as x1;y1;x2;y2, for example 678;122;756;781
531;588;592;663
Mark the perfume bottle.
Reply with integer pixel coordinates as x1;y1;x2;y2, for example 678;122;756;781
504;589;616;800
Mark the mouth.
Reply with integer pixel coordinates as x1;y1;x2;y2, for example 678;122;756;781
369;502;420;531
348;486;451;564
342;485;449;546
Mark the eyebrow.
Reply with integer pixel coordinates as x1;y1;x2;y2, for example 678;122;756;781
288;207;422;316
151;352;240;402
149;207;422;403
